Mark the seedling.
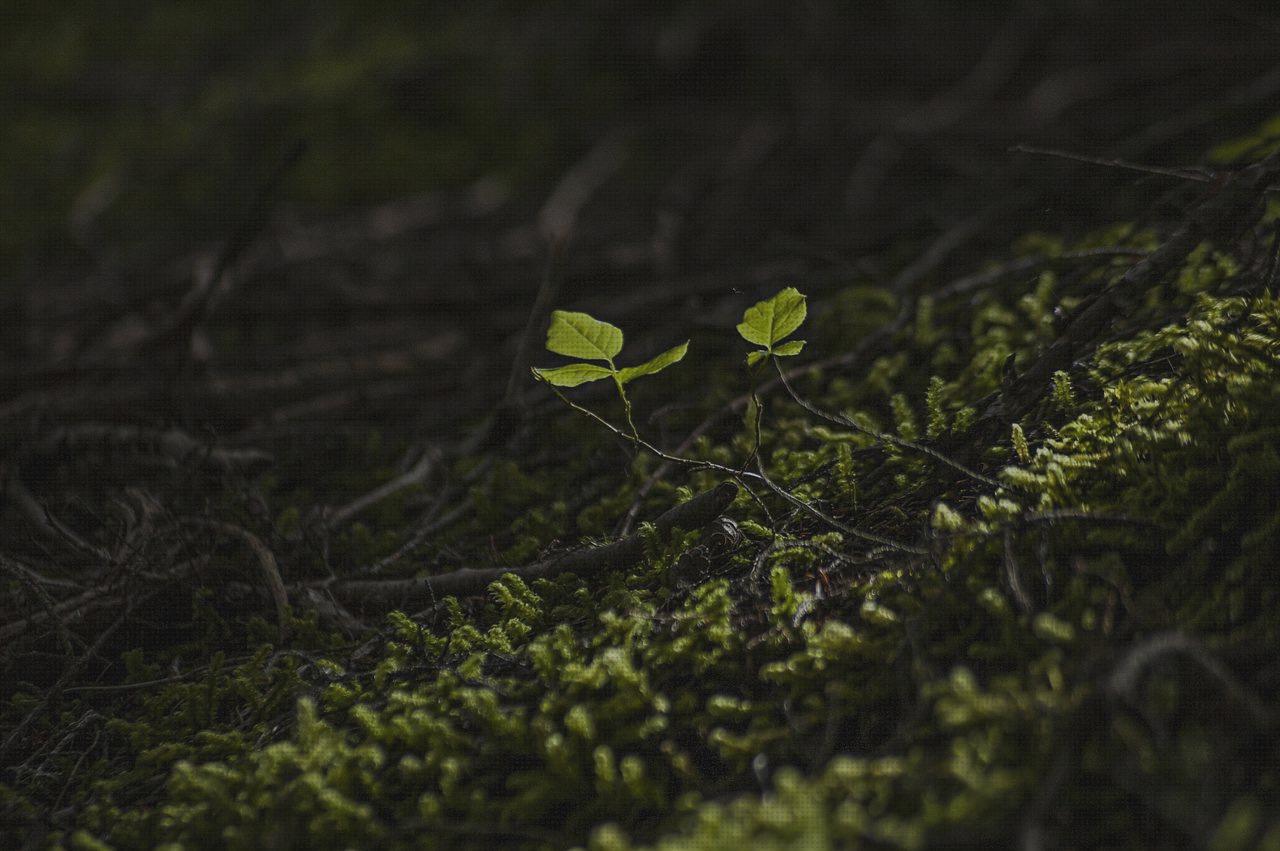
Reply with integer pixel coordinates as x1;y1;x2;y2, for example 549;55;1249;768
532;309;688;438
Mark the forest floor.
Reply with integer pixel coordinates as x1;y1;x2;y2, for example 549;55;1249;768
3;3;1280;849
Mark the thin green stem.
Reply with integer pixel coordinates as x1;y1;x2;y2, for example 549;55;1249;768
771;358;1004;490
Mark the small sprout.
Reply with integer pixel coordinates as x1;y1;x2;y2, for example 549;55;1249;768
532;309;688;438
738;287;807;366
532;310;688;388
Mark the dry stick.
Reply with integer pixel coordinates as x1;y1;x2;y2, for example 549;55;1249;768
35;423;272;472
752;454;927;555
138;140;308;358
845;4;1041;213
0;553;77;656
504;236;567;410
185;520;289;640
1108;632;1273;727
930;247;1151;303
1008;143;1215;184
0;608;130;762
327;481;739;614
326;448;437;530
974;154;1280;439
1002;528;1036;615
771;358;1003;490
3;474;112;564
1117;63;1280;159
537;129;631;244
0;557;215;642
457;131;624;458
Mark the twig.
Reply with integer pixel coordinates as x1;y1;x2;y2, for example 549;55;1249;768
1009;143;1215;184
137;140;307;358
35;424;272;472
971;154;1280;440
930;248;1152;303
548;386;765;485
845;5;1041;212
1002;528;1036;615
326;481;738;613
753;454;926;555
3;474;112;564
503;236;567;410
771;358;1003;490
537;129;630;243
0;609;130;762
185;520;289;641
326;448;437;530
1108;632;1272;727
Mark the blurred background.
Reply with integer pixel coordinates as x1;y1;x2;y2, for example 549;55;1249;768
3;0;1278;437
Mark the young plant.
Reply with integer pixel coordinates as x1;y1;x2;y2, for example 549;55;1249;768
737;287;807;366
531;310;688;438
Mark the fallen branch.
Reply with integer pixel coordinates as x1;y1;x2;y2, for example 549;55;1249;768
326;448;437;530
184;520;289;640
35;424;272;472
326;481;738;614
973;155;1280;438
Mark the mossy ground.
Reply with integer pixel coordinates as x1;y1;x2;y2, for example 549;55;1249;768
7;181;1280;848
5;6;1280;849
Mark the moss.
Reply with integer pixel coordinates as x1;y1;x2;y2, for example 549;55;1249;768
10;132;1280;850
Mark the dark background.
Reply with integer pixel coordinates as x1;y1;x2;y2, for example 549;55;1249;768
4;1;1278;442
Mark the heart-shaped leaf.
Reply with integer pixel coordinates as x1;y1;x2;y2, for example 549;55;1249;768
531;363;615;387
736;287;807;347
545;310;624;362
616;341;689;385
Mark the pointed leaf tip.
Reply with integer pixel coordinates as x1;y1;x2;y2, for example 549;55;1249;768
617;341;689;384
531;363;615;387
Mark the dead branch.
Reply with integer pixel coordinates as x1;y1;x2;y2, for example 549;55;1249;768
1108;631;1273;727
325;481;738;614
185;520;289;641
34;424;272;472
972;155;1280;437
326;448;438;530
3;475;112;564
537;129;630;244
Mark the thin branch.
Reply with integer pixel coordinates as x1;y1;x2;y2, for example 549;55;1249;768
326;481;739;613
772;357;1004;490
752;454;927;555
504;236;567;409
184;520;289;641
1009;143;1215;184
326;448;437;530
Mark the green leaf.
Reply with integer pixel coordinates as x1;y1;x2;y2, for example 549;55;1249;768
545;310;624;361
736;287;807;347
531;363;614;387
746;350;769;367
616;341;689;385
772;340;806;357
